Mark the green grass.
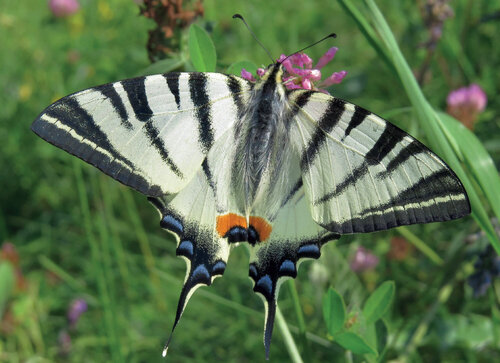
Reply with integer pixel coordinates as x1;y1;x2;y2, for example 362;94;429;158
1;0;500;361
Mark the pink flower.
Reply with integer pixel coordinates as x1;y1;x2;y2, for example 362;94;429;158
241;68;256;82
350;247;379;272
240;47;347;94
49;0;80;17
447;84;487;130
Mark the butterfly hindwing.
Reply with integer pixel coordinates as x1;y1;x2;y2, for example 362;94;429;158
247;186;339;359
289;90;471;234
31;72;251;197
148;165;232;355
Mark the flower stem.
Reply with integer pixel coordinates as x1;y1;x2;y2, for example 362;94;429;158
276;305;304;363
287;279;309;354
397;226;443;266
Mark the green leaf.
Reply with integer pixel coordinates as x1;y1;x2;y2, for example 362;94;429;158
0;262;15;316
323;287;346;335
139;58;185;76
335;332;377;356
188;24;217;72
226;61;258;77
375;319;388;357
363;281;395;325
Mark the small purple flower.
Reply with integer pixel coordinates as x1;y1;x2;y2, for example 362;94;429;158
446;84;487;129
468;245;500;297
350;246;379;272
67;298;87;328
49;0;80;17
241;47;347;94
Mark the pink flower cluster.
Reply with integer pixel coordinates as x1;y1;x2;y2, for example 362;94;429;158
49;0;80;17
446;84;487;130
350;246;379;272
241;47;347;94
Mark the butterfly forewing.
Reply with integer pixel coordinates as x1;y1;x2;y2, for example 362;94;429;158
31;72;252;197
289;90;470;234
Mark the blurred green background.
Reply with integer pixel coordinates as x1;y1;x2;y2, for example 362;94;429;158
1;0;500;362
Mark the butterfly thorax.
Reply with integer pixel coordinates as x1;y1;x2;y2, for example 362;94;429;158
232;64;291;215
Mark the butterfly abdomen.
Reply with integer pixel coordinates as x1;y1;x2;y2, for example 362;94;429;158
232;65;290;212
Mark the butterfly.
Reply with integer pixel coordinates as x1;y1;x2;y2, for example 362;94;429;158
31;49;470;358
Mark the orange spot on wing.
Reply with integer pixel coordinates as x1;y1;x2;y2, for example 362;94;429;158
216;213;247;238
249;216;272;242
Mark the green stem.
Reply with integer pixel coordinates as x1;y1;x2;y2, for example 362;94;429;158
38;255;88;293
276;306;304;363
287;279;309;353
397;227;443;266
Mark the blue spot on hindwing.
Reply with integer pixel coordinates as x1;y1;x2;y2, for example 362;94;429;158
226;226;248;243
212;261;226;275
249;264;258;280
191;264;210;284
279;260;296;277
255;275;273;297
297;244;321;258
177;240;193;257
248;226;259;245
160;215;184;235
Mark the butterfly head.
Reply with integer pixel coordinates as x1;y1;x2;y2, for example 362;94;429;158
259;62;285;84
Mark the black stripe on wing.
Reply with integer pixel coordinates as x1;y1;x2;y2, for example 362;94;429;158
313;122;407;204
144;120;184;178
189;73;214;153
285;90;315;129
342;105;369;140
93;84;132;129
164;72;181;110
227;75;246;120
121;77;153;122
31;97;163;196
300;97;345;170
318;169;470;233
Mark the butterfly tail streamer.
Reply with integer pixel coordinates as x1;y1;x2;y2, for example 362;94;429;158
162;277;203;357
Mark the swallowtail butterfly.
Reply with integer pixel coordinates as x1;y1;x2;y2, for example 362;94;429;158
31;38;470;358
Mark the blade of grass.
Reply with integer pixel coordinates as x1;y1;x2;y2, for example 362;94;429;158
38;255;89;293
100;179;132;301
337;0;394;74
121;188;165;310
73;160;123;362
397;227;443;266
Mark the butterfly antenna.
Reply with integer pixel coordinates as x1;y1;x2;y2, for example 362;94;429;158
233;14;274;63
280;33;337;64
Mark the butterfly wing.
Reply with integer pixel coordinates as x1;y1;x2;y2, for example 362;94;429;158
148;163;231;355
31;72;251;197
248;185;339;359
289;91;470;234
